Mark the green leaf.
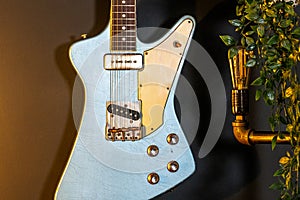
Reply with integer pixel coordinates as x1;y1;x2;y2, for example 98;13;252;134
265;79;274;89
250;25;258;32
245;10;259;21
266;9;277;18
220;35;236;46
292;27;300;38
255;89;262;101
245;31;255;36
246;37;254;45
271;135;277;150
246;58;256;67
246;43;256;51
279;116;288;125
267;35;279;45
251;77;264;86
236;5;244;16
274;2;284;9
256;18;265;24
266;49;278;57
257;25;265;37
264;90;275;105
229;19;242;27
284;4;294;15
269;182;282;190
228;47;239;58
241;37;246;47
273;168;284;177
281;39;291;51
246;0;253;5
268;62;281;69
279;19;292;28
267;90;275;101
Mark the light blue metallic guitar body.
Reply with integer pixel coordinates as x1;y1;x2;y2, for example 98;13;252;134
55;15;196;200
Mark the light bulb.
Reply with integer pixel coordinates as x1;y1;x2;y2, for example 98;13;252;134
228;48;252;115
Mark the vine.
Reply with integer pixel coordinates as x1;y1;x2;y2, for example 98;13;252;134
220;0;300;199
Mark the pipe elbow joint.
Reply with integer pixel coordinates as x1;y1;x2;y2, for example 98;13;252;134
232;121;254;146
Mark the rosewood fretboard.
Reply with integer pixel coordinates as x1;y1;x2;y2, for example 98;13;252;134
111;0;137;51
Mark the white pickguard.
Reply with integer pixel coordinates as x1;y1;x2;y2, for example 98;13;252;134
55;16;196;200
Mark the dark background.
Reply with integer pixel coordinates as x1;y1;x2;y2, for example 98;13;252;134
0;0;290;199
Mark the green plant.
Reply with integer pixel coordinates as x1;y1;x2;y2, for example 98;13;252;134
220;0;300;199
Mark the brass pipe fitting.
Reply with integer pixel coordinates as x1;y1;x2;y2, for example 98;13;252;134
232;116;252;145
229;47;291;145
232;115;290;146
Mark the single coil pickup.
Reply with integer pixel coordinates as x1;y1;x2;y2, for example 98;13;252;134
104;53;143;70
107;104;140;120
107;127;141;141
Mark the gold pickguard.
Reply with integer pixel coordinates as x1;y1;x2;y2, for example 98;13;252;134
138;18;194;135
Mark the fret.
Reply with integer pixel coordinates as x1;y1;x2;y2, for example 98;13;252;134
112;26;136;31
112;5;135;7
111;31;136;38
112;37;136;41
112;0;135;5
112;30;136;34
112;19;136;25
111;11;135;14
112;24;136;27
112;36;136;40
112;13;135;18
112;41;136;46
111;46;136;51
111;6;135;12
113;24;136;26
112;38;136;42
110;46;136;51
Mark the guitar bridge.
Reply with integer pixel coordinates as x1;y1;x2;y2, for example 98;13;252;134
107;127;142;141
105;101;143;141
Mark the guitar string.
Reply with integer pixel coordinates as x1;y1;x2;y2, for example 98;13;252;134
113;0;115;132
110;0;113;133
117;0;120;133
113;0;117;132
110;0;137;139
127;0;132;136
125;0;127;134
132;0;135;138
130;0;134;138
134;0;137;139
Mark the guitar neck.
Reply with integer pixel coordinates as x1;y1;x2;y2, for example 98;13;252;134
111;0;137;51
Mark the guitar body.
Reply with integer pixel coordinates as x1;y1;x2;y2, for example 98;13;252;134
55;15;195;200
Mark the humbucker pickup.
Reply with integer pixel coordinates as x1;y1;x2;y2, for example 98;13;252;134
104;53;143;70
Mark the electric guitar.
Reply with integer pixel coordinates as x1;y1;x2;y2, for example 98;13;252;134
55;0;195;199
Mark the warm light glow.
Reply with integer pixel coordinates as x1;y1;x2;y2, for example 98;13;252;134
228;48;250;90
